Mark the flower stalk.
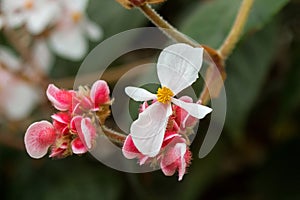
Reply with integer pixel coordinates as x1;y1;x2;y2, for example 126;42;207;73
218;0;254;60
139;4;198;47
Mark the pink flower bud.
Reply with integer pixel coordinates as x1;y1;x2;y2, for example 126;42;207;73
46;84;74;111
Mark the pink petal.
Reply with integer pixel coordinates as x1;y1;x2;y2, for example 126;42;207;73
70;115;83;132
49;142;68;158
161;131;180;148
51;112;71;124
80;96;93;110
160;139;187;181
139;101;149;113
80;117;96;149
71;137;87;154
122;135;141;159
52;112;71;135
49;148;65;158
46;84;74;111
90;80;110;109
24;121;56;159
71;116;96;149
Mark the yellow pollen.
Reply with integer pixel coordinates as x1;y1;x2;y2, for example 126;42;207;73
24;0;33;9
72;11;82;23
156;87;174;104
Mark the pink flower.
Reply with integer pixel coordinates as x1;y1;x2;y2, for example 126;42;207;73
160;137;192;181
24;80;111;159
24;121;56;159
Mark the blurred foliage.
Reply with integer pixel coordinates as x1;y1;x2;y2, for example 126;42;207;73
1;0;300;200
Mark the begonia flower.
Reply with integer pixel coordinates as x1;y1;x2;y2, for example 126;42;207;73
125;43;212;157
49;0;103;60
1;0;60;34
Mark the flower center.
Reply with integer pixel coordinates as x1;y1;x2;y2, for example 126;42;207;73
24;0;33;9
156;87;174;104
71;11;82;23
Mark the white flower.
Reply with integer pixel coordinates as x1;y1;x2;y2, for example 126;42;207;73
125;43;212;157
0;47;40;120
1;0;60;34
49;0;103;60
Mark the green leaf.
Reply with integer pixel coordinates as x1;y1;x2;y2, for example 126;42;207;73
180;0;288;48
224;22;278;138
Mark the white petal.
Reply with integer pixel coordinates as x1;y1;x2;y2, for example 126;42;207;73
49;27;87;61
130;102;172;157
125;87;156;102
0;46;21;71
171;98;212;119
27;3;59;34
84;18;103;41
32;40;53;73
65;0;88;12
3;82;39;120
157;43;204;94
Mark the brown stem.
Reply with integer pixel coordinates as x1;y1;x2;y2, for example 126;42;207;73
101;125;126;146
218;0;254;60
200;0;254;104
139;4;199;47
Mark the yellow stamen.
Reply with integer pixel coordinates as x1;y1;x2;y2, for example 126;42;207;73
156;86;173;104
24;0;33;9
72;11;82;23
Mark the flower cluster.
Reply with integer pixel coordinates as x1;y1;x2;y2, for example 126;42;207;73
24;80;111;159
123;97;197;181
1;0;102;60
123;43;212;180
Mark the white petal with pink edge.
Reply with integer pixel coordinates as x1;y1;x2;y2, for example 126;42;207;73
130;102;172;157
46;84;72;111
90;80;110;108
80;117;96;149
24;120;56;159
157;43;203;94
71;137;88;154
